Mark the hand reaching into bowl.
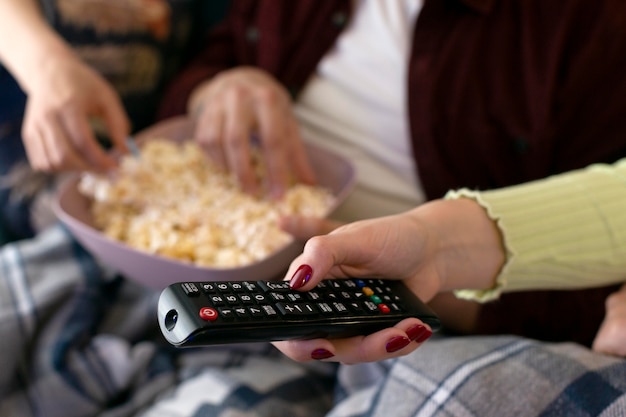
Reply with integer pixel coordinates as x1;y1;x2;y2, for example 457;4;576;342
189;67;317;198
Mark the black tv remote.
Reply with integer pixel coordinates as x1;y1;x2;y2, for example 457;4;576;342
158;278;441;347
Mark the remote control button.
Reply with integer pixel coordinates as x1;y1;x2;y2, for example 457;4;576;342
378;303;391;314
316;281;329;290
363;301;379;313
248;306;265;318
362;287;374;297
261;305;279;317
389;302;403;312
200;283;217;293
243;281;259;292
199;307;218;321
218;308;236;320
181;282;200;296
287;293;305;302
332;302;350;314
276;302;317;316
259;281;291;292
225;294;239;304
306;291;323;301
342;280;358;289
339;291;352;300
348;301;364;313
328;281;342;289
352;292;366;300
325;292;339;301
317;302;334;314
270;292;286;301
253;293;269;303
238;294;254;304
209;295;226;305
372;285;385;294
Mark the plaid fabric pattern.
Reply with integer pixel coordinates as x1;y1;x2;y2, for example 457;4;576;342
1;224;625;417
331;336;626;417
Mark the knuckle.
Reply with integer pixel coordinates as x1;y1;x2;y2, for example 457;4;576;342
303;235;327;255
605;291;626;309
225;85;250;103
254;86;283;106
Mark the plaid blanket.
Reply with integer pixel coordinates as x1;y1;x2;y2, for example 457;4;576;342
1;224;625;417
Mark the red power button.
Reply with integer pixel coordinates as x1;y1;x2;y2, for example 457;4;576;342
199;307;218;321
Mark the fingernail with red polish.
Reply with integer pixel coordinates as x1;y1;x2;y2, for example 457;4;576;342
386;336;411;353
289;264;313;289
311;348;334;360
406;324;432;343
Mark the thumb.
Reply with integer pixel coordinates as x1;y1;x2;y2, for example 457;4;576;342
279;215;344;240
99;90;131;153
285;227;384;291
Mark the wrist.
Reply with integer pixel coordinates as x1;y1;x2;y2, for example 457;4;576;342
21;41;78;94
413;198;506;292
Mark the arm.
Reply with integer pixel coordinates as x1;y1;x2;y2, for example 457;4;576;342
274;197;503;363
451;157;626;301
0;0;129;172
156;4;318;198
273;158;626;363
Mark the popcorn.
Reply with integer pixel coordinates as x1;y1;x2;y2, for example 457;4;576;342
78;139;334;267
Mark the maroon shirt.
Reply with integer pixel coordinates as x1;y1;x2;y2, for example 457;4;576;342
159;0;626;345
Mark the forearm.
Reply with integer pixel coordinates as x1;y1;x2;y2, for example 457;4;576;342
0;0;76;93
449;158;626;301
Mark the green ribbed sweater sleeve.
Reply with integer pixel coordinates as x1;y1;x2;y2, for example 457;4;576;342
446;158;626;302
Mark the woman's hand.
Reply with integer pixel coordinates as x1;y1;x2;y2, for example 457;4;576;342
593;283;626;357
189;67;316;198
22;55;130;172
272;198;506;363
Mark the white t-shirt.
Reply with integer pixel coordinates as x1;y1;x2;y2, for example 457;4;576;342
295;0;425;222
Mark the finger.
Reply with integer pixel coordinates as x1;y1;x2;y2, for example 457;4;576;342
255;92;292;198
592;289;626;356
279;215;344;240
21;111;50;171
195;104;227;171
99;91;131;155
272;339;336;363
38;115;90;172
285;230;388;290
273;318;433;364
331;318;432;364
61;105;116;171
285;119;317;185
222;89;257;194
593;320;626;356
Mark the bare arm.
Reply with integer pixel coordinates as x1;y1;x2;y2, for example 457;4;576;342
0;0;73;92
0;0;130;173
